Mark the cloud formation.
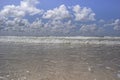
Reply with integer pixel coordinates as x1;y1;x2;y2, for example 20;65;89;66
104;19;120;31
0;0;42;18
0;0;120;36
113;19;120;31
73;5;95;21
80;24;97;34
43;5;70;20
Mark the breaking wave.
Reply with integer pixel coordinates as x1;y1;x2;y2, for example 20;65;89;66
0;36;120;45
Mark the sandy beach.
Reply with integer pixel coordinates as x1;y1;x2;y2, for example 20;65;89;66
0;37;120;80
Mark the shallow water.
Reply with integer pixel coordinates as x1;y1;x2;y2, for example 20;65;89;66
0;42;120;80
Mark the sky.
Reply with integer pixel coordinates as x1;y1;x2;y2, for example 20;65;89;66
0;0;120;36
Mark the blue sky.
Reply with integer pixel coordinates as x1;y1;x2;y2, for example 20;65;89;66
0;0;120;36
0;0;120;20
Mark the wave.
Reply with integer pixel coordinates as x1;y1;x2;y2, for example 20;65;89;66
0;36;120;45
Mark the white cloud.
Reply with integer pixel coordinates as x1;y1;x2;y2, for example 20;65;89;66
113;19;120;31
25;18;45;33
20;0;43;15
80;24;97;34
43;20;76;35
21;0;39;7
30;18;44;31
0;0;43;18
0;1;107;36
0;5;25;18
104;19;120;31
3;18;30;32
73;5;95;21
42;5;71;20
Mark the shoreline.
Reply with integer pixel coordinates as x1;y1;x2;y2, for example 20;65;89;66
0;36;120;45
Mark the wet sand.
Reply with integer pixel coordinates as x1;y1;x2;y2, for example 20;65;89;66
0;42;120;80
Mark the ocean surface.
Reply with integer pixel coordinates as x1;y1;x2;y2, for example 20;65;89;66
0;36;120;80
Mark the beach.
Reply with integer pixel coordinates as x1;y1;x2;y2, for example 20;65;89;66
0;36;120;80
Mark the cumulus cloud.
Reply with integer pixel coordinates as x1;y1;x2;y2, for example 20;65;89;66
20;0;43;15
0;5;25;18
4;18;30;32
80;24;97;34
113;19;120;31
42;5;71;20
73;5;95;21
0;0;43;18
43;20;76;35
104;19;120;31
1;0;116;36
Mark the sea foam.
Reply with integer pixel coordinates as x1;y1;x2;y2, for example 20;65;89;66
0;36;120;45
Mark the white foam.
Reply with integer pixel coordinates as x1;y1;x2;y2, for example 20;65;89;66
0;36;120;45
